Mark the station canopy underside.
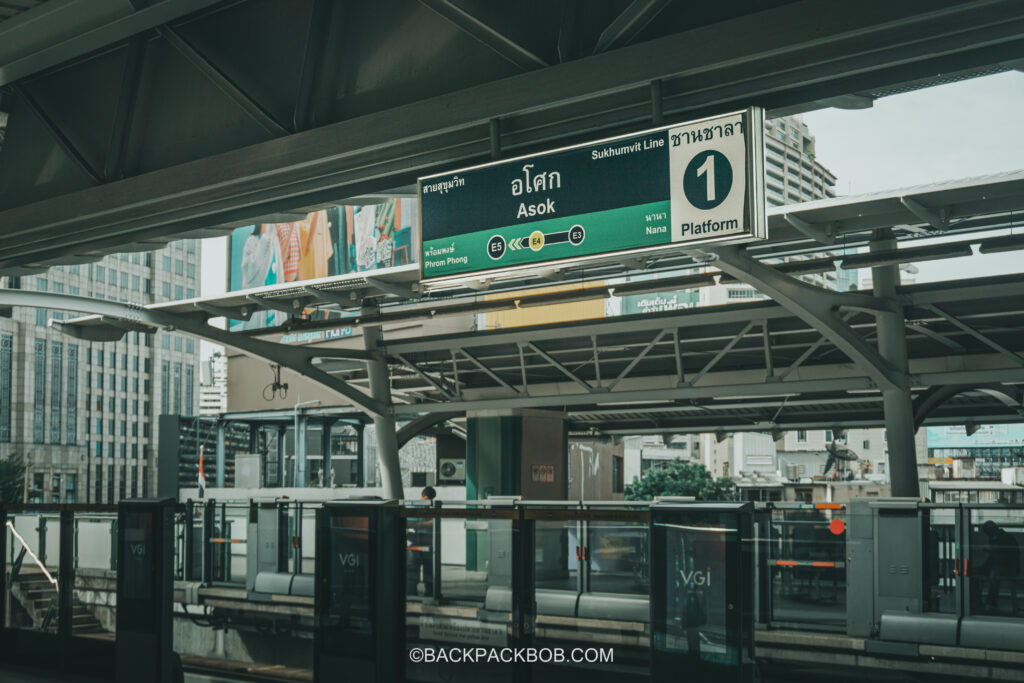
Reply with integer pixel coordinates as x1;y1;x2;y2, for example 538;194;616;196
3;0;1024;436
1;1;1024;272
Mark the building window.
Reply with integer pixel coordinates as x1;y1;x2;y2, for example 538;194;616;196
107;464;115;503
108;269;117;286
120;272;128;288
95;265;105;281
50;342;62;444
33;339;46;443
187;263;196;278
143;466;150;497
36;308;47;326
796;430;807;443
186;338;194;354
95;465;103;503
161;361;170;414
173;362;182;415
162;282;171;298
162;255;171;271
184;364;194;416
131;465;138;498
174;285;183;300
175;259;183;275
66;344;78;445
161;334;170;350
862;440;871;450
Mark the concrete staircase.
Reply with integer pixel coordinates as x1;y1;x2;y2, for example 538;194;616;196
9;567;106;634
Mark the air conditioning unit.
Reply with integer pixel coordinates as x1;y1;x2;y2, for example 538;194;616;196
437;458;466;484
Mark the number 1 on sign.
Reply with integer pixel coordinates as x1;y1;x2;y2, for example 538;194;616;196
696;154;715;202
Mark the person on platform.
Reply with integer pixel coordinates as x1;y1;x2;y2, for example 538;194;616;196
975;520;1021;612
407;486;437;598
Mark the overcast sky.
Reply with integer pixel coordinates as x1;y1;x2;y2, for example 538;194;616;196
199;72;1024;359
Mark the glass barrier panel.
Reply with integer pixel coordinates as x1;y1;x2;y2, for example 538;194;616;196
968;508;1024;618
72;512;117;638
587;520;649;595
406;514;514;683
4;513;61;634
924;507;958;614
766;507;847;629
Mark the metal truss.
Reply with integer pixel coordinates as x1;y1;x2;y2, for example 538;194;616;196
703;244;904;391
374;273;1024;424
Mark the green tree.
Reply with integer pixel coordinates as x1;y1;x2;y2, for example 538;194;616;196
624;458;736;501
0;453;24;503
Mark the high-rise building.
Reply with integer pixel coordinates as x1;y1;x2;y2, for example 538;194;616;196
0;239;202;503
199;351;228;416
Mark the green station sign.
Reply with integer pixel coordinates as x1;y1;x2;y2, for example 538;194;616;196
419;108;766;281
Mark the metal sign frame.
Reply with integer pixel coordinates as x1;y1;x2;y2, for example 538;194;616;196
419;108;766;283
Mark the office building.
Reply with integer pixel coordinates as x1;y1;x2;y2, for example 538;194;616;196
0;240;202;503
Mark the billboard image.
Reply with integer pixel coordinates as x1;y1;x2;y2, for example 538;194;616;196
228;199;417;329
419;108;765;281
926;424;1024;449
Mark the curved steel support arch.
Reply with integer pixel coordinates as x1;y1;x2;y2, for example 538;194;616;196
0;290;388;417
913;384;1024;430
397;411;461;449
0;289;410;497
704;245;903;392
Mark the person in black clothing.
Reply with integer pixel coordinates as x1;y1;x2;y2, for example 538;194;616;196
407;486;437;597
976;520;1021;612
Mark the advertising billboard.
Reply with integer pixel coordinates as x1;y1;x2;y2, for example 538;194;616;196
926;424;1024;449
419;108;765;281
228;198;417;329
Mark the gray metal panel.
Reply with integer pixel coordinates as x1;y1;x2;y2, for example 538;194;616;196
959;616;1024;652
253;571;295;595
879;612;958;646
577;592;648;623
874;507;923;620
846;499;875;637
535;588;580;618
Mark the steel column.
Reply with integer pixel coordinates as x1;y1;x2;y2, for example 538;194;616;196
871;229;918;498
364;325;403;499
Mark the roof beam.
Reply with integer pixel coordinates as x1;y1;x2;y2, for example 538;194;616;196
158;26;290;137
593;0;672;54
418;0;549;71
13;83;101;184
0;0;225;87
900;196;950;230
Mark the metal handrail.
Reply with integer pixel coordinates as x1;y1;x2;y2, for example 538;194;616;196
5;521;59;592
